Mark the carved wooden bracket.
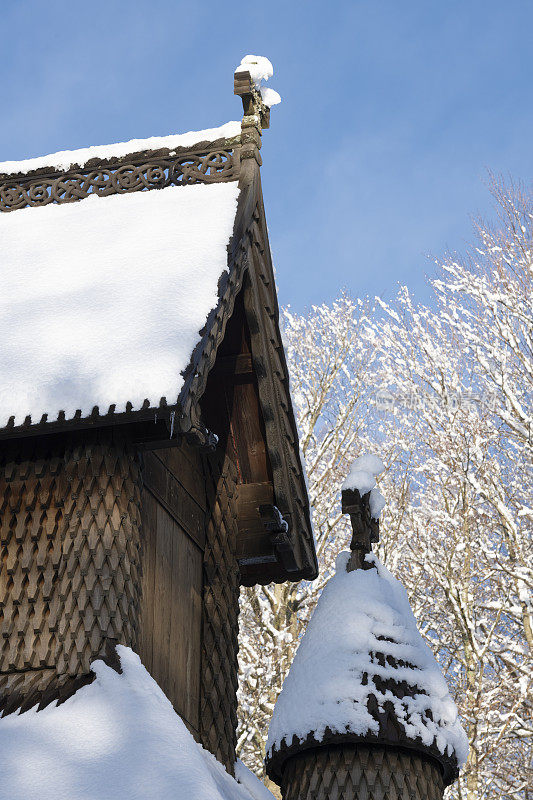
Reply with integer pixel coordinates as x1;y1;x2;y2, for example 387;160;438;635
259;503;299;573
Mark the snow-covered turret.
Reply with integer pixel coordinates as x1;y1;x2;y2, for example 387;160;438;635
265;455;467;800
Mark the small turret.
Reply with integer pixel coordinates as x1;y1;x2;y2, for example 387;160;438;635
265;454;467;800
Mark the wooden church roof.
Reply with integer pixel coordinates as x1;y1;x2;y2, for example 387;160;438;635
0;123;243;436
0;66;318;585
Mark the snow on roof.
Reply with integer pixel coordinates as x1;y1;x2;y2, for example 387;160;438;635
266;551;468;768
0;646;274;800
0;121;241;176
0;180;240;427
234;762;278;800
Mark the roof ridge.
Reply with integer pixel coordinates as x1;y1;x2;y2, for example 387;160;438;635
0;121;241;178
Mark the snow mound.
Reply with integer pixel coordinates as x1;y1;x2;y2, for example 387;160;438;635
369;487;386;519
0;646;274;800
347;454;385;477
234;761;276;800
235;56;281;107
343;469;376;496
235;55;273;84
0;180;240;427
259;87;282;108
267;552;468;768
342;454;386;519
0;121;241;176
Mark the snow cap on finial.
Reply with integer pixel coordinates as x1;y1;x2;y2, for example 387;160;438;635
235;55;282;108
342;453;386;519
342;454;386;571
234;55;281;144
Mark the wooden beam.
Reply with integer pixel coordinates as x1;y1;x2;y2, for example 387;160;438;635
210;353;253;377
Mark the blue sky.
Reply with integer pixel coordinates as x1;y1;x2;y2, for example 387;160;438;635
2;1;532;310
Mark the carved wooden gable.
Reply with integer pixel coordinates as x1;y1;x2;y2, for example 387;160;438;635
0;70;317;587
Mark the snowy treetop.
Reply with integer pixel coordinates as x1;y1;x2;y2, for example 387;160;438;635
0;180;240;427
235;55;281;108
0;646;274;800
266;551;468;770
0;121;242;176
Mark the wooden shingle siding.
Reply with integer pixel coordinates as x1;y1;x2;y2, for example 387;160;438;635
199;452;240;774
0;432;143;713
280;747;445;800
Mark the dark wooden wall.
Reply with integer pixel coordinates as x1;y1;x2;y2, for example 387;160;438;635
0;432;143;714
0;286;282;772
0;427;242;778
199;451;240;772
137;443;205;737
280;747;445;800
137;439;241;774
202;290;280;580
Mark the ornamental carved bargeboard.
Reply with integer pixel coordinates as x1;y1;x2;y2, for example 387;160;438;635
0;148;237;212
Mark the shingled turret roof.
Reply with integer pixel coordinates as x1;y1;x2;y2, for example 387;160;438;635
265;458;468;788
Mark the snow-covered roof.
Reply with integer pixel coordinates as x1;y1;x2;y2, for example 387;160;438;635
0;646;275;800
266;552;468;784
0;121;241;176
0;180;240;428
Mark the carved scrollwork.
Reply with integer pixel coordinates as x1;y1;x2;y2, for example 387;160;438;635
0;148;236;212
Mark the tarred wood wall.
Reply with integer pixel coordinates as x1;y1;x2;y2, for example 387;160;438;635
137;443;205;737
137;441;241;773
0;432;143;715
0;288;276;773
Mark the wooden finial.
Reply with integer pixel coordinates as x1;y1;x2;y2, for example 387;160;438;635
233;68;270;129
234;55;280;168
341;487;379;572
233;68;265;166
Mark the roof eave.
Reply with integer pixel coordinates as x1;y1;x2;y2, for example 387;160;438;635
0;403;180;444
265;727;460;788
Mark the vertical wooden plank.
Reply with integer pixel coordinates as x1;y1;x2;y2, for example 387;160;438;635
137;488;157;674
151;503;173;694
230;377;271;483
168;529;202;731
158;444;207;511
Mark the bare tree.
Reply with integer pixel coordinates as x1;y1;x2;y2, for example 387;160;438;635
237;180;532;800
